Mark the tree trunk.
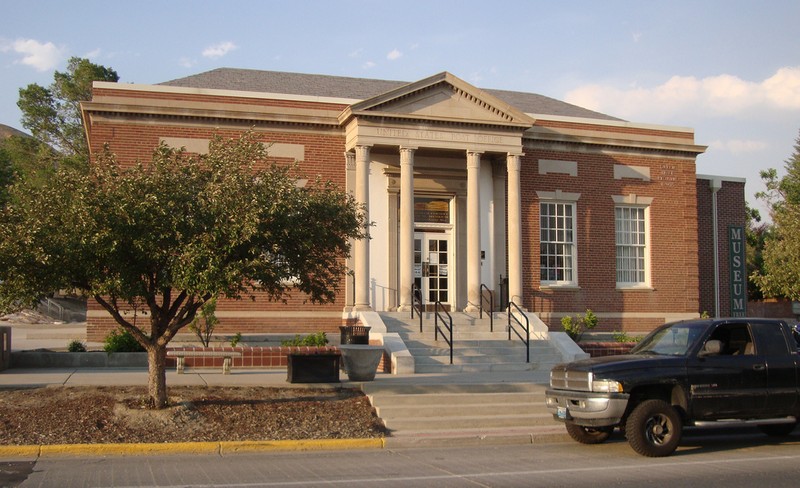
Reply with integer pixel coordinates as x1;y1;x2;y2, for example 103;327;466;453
147;345;169;409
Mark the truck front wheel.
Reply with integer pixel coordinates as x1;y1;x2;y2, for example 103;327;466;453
565;422;614;444
625;399;683;457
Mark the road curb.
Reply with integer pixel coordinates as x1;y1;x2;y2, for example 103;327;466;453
0;438;386;458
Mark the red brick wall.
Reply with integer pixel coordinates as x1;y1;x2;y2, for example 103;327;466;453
84;89;352;340
696;178;746;317
523;148;699;332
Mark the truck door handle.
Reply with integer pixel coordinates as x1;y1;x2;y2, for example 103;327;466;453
753;364;766;371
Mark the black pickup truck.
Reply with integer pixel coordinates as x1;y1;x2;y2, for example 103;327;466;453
545;318;800;457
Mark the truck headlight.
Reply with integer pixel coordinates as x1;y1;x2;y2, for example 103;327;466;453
591;379;623;393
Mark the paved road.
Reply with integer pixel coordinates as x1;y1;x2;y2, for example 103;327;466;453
4;429;800;487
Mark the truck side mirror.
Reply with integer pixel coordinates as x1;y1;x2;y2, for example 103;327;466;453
699;339;722;357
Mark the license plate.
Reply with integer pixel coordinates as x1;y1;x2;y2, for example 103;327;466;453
557;407;568;419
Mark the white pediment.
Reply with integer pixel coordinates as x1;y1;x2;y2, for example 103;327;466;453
340;72;534;128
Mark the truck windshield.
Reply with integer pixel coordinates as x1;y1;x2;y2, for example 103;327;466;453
630;322;707;356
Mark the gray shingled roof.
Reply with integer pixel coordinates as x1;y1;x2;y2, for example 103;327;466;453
160;68;623;122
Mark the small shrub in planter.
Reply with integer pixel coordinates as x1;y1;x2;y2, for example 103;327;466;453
281;332;328;347
67;339;87;352
104;328;145;353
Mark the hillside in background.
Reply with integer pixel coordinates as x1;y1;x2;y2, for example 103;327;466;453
0;124;29;140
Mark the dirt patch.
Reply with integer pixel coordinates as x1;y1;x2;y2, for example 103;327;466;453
0;385;387;445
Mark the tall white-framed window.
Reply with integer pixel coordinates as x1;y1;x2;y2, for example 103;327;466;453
614;203;650;287
539;201;577;285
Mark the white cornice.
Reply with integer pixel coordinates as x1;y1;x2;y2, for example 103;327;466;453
697;173;747;183
92;81;361;106
528;112;695;135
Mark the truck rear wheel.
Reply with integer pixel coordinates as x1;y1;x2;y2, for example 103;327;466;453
625;399;682;457
565;422;613;444
758;421;797;437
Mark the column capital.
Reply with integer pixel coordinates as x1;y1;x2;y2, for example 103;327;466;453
506;153;522;172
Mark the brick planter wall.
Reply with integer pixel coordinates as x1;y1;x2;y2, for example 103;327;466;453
580;342;637;358
166;344;390;373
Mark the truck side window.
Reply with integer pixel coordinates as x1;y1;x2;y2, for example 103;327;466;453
751;322;790;356
707;323;754;356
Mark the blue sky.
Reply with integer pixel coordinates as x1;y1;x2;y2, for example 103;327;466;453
1;0;798;215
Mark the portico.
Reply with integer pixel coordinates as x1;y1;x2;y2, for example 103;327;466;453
338;73;533;313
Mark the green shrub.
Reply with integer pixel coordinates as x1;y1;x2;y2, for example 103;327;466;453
67;339;87;352
281;331;329;347
189;297;218;347
230;332;242;347
561;309;599;342
103;328;145;353
612;330;643;343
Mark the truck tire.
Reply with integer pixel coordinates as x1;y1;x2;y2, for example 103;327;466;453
565;422;614;444
758;422;797;437
625;399;683;457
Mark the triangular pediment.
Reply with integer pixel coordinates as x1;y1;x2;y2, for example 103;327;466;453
339;72;535;128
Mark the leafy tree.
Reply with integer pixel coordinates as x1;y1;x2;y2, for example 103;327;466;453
0;135;60;190
0;132;366;408
0;145;14;206
745;202;769;300
17;57;118;171
752;130;800;300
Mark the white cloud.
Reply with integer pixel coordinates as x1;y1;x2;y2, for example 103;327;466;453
179;57;196;68
83;48;102;60
4;38;66;71
387;49;402;61
708;139;768;155
362;61;376;69
564;66;800;120
349;48;363;58
202;41;238;59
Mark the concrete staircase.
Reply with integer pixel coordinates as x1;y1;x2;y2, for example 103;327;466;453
363;381;568;447
379;311;563;374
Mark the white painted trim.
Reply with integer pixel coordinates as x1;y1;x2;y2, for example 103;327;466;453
697;173;747;184
92;81;361;106
539;159;578;176
527;112;695;134
614;165;651;181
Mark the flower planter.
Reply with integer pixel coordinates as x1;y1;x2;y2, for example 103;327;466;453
339;345;383;381
286;353;341;383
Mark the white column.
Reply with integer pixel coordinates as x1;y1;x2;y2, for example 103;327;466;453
466;150;482;312
507;153;525;308
344;151;356;309
354;145;372;311
398;147;416;312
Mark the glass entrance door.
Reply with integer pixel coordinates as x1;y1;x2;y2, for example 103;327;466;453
413;232;450;309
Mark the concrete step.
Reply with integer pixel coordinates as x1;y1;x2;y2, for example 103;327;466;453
384;412;556;431
369;391;544;406
366;381;568;447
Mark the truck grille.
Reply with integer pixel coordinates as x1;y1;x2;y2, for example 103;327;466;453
550;367;591;391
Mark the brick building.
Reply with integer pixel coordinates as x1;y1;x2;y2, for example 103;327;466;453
80;69;745;342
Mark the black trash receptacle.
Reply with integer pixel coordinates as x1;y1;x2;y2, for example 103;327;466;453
340;325;370;345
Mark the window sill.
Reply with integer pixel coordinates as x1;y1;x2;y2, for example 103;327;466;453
616;285;654;291
540;284;581;291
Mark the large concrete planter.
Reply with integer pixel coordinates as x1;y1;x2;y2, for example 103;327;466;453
339;345;384;381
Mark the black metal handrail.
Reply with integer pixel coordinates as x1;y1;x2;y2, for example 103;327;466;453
434;301;453;365
479;284;494;332
507;301;530;363
411;282;423;332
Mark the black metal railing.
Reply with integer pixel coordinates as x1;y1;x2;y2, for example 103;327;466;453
411;282;423;332
434;301;453;365
507;301;530;363
479;284;494;332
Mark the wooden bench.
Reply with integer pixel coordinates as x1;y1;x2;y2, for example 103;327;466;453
166;350;243;374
